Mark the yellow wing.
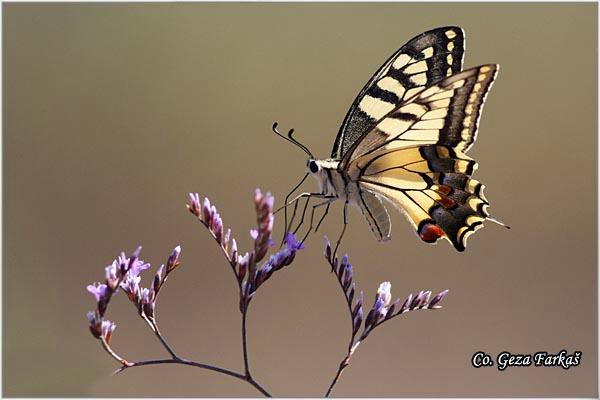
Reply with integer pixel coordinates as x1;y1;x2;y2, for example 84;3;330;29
342;64;498;168
345;65;499;251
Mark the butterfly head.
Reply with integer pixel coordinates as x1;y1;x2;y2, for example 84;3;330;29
306;159;327;188
307;159;321;174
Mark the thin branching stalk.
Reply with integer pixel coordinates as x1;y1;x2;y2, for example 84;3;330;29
114;358;271;396
87;189;445;397
322;239;449;397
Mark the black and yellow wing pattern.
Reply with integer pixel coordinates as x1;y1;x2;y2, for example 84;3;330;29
332;27;465;159
338;37;499;251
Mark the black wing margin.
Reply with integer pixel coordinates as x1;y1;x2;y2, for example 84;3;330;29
331;27;465;160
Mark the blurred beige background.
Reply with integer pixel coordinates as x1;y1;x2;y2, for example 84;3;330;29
3;2;597;397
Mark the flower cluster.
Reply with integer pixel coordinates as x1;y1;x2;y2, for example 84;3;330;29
188;190;304;312
187;193;238;268
325;237;449;344
88;187;450;397
86;245;182;342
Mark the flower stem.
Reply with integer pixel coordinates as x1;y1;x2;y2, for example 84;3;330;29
114;358;271;396
325;357;349;397
242;309;250;376
324;341;360;397
149;317;180;360
100;337;132;367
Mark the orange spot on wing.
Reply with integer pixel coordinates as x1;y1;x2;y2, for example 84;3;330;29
436;185;453;195
438;195;456;209
419;222;445;243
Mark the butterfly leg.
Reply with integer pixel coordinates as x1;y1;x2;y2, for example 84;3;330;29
281;173;310;247
276;191;325;246
292;197;311;235
331;200;349;267
301;197;337;244
274;192;324;213
315;203;331;233
279;196;302;248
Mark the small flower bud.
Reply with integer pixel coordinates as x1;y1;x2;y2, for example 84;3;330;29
399;293;412;314
428;289;449;309
166;245;181;273
188;193;201;216
420;291;432;309
202;198;211;223
87;311;102;339
343;263;353;291
104;261;119;290
223;228;231;251
87;282;110;304
347;283;355;305
324;236;331;260
120;275;141;303
377;282;392;307
230;239;238;263
101;320;116;344
153;265;164;293
385;299;400;319
410;291;425;310
353;306;363;335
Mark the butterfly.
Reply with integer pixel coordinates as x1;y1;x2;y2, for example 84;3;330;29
274;26;507;253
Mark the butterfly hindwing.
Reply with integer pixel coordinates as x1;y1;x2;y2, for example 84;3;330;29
353;145;489;251
332;27;465;160
343;64;499;165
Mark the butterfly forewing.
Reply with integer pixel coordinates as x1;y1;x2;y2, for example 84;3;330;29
332;27;465;160
343;64;499;165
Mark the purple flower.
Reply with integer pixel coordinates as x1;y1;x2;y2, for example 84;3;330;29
139;287;154;318
353;304;363;335
324;236;332;260
284;232;304;251
237;252;252;283
128;258;151;278
101;320;116;343
87;310;99;326
166;245;181;273
247;232;304;294
87;283;110;303
253;189;275;262
377;282;392;309
188;192;201;216
399;293;412;314
263;233;303;271
140;287;152;303
121;274;141;302
153;265;164;292
202;198;212;223
87;311;102;338
224;229;231;250
230;239;238;262
342;263;353;290
428;289;449;309
365;282;393;329
105;260;118;280
372;297;386;318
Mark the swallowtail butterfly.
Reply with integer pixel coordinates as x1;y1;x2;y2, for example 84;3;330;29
275;27;506;252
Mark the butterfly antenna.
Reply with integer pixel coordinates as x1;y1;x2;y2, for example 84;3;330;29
488;216;511;229
272;122;313;158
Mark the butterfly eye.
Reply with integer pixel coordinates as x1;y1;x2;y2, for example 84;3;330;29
308;160;320;174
